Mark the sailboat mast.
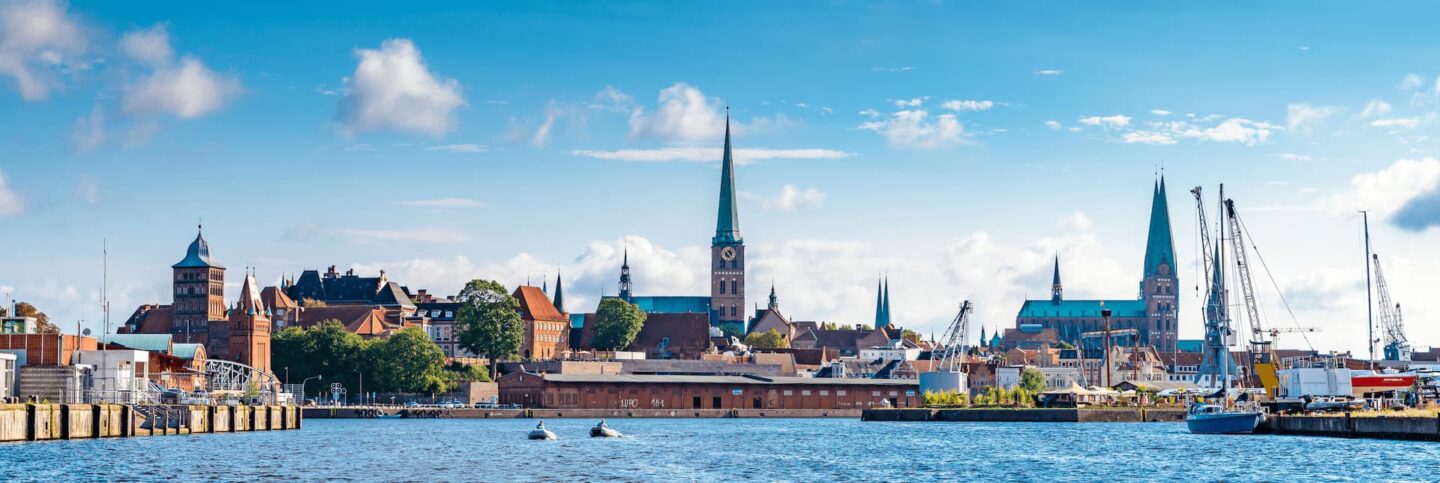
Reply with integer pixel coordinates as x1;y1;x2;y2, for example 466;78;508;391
1218;184;1229;389
1361;211;1374;371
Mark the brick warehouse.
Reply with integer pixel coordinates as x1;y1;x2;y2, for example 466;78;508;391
497;373;919;410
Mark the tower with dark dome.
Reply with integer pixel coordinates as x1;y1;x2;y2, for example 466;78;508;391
172;225;226;344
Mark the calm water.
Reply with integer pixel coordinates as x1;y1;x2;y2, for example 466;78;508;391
1;418;1437;481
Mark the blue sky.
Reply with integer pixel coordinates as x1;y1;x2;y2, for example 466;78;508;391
2;1;1439;356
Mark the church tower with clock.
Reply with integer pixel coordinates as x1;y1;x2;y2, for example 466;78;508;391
710;116;745;331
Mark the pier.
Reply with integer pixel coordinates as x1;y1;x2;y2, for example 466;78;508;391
1258;414;1440;442
0;403;301;442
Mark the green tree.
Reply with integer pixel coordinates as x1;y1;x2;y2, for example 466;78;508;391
454;279;523;379
592;297;646;351
744;328;789;349
443;361;492;384
1019;367;1047;394
367;327;449;393
272;320;370;400
8;301;59;333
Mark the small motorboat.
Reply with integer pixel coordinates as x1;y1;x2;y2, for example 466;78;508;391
590;420;622;438
528;421;557;440
1186;403;1264;434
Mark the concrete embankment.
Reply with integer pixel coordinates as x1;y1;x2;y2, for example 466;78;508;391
0;403;301;443
1259;414;1440;441
304;407;863;419
861;408;1186;423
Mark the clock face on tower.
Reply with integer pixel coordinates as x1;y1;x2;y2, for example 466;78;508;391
720;246;737;261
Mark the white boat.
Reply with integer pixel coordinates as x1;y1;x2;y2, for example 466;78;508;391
1186;403;1263;434
590;421;622;438
528;422;557;440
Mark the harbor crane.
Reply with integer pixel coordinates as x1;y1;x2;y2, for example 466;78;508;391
1373;254;1411;362
930;301;973;372
1192;186;1235;389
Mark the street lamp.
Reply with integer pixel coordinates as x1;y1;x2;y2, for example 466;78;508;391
354;369;363;406
1101;305;1113;388
299;374;322;405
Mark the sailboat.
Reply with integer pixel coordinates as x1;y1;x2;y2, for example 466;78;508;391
1186;185;1264;435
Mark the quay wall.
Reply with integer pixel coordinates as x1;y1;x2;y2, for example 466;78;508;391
303;407;864;419
862;408;1186;423
0;404;301;443
1261;414;1440;441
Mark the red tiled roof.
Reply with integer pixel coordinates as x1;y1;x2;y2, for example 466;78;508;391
297;305;396;335
261;286;297;310
514;285;567;322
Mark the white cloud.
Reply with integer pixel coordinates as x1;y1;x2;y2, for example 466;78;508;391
940;99;994;112
1033;69;1063;76
1399;73;1423;90
393;198;485;208
859;109;965;149
892;97;927;108
587;85;634;112
1122;131;1177;145
1150;109;1172;116
0;170;22;217
1178;118;1277;144
1285;102;1338;133
426;143;488;153
0;0;86;101
73;174;98;206
1360;99;1392;118
119;24;240;119
337;39;465;137
340;227;469;244
1043;120;1062;130
1078;115;1131;128
1319;157;1440;219
68;103;104;154
1370;116;1428;130
741;184;826;211
532;110;557;146
571;147;849;165
1276;153;1313;162
871;66;915;73
119;23;172;66
627;82;726;142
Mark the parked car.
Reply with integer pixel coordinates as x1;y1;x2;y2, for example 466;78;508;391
404;400;420;408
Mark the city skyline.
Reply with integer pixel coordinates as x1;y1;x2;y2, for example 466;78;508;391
3;1;1440;356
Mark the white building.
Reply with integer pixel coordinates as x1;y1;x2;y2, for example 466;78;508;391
997;365;1085;390
73;350;150;404
0;352;15;400
859;340;922;363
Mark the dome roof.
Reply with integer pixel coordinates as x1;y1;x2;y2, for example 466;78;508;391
173;227;225;269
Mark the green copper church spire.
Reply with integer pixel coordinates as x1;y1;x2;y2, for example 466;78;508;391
713;113;742;245
1142;176;1177;278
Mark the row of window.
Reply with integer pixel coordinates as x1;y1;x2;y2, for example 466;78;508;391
717;278;741;295
416;309;455;318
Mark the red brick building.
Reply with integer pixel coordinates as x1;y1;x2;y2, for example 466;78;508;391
498;372;919;410
514;285;568;360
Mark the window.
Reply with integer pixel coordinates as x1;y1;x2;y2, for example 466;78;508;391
783;390;793;396
820;390;829;396
872;391;881;397
802;390;811;396
837;390;846;396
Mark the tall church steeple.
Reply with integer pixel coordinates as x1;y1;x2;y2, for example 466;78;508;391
714;113;741;245
1051;254;1063;304
768;283;778;310
553;271;566;313
873;278;885;328
1143;177;1177;278
710;113;746;330
1140;175;1179;353
882;277;892;327
618;247;633;301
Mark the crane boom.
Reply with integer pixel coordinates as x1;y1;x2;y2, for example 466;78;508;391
1224;199;1268;353
931;300;973;372
1373;254;1411;361
1192;186;1214;293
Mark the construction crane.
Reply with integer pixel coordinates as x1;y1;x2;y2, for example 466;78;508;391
1268;327;1320;339
1373;254;1412;362
1224;198;1280;395
930;301;974;372
1192;186;1235;389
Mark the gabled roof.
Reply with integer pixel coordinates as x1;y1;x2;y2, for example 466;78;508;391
260;286;297;310
373;282;416;309
172;343;205;360
173;228;224;269
124;304;173;334
514;285;566;322
235;273;264;315
296;305;395;335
